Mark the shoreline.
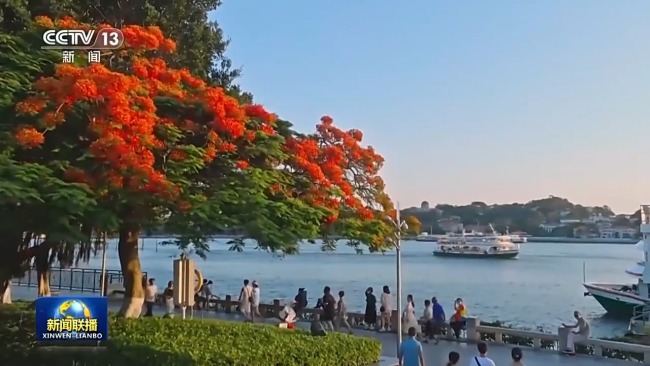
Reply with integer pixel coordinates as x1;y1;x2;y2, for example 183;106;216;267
526;237;636;244
137;234;638;245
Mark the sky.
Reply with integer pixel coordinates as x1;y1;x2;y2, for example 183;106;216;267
214;1;649;214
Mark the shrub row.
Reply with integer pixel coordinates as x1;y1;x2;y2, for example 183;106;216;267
0;302;381;366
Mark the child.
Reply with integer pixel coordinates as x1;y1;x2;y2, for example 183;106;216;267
446;351;460;365
311;313;327;336
511;347;524;365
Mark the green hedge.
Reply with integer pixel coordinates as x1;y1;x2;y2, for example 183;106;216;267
0;302;381;366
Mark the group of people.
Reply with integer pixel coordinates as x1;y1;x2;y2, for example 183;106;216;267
144;277;589;365
398;309;591;365
399;328;525;366
278;286;354;334
361;286;467;338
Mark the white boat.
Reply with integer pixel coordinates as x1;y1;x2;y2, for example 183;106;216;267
415;233;438;242
433;225;520;259
509;234;528;244
583;205;649;317
504;228;528;243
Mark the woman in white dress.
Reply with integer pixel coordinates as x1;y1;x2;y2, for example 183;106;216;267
379;285;393;332
239;279;253;320
402;294;419;335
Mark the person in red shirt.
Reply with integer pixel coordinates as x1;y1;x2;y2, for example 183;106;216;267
450;298;467;340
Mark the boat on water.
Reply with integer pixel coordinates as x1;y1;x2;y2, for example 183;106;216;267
432;224;520;259
509;234;528;244
415;233;438;242
583;205;648;317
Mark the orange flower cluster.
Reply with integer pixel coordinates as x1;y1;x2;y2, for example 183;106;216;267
284;116;386;222
15;17;276;201
14;127;44;147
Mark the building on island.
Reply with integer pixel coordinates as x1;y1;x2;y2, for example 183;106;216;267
600;226;638;239
438;216;463;233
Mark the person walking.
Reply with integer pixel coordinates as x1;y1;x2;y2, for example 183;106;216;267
293;288;308;318
251;280;261;321
144;278;157;317
239;279;253;321
398;327;425;366
471;342;496;366
402;294;419;336
380;285;393;332
336;290;353;334
421;299;435;343
321;286;336;331
163;280;174;318
364;287;377;330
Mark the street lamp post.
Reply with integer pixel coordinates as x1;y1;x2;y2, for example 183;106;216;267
389;203;408;355
100;238;108;296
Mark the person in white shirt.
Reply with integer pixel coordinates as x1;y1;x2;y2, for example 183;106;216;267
421;299;436;343
562;310;590;355
144;278;157;317
278;300;296;329
470;342;496;366
251;280;261;321
380;285;393;332
239;278;253;321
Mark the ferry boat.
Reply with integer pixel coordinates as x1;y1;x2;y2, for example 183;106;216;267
433;225;520;259
583;205;648;317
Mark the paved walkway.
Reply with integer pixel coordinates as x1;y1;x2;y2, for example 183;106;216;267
8;286;630;365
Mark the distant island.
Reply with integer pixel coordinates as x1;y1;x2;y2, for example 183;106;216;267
400;196;640;239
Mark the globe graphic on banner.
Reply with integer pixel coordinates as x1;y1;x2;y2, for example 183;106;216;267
54;300;92;326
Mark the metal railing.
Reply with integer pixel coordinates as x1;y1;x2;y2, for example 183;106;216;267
629;302;650;335
11;267;147;293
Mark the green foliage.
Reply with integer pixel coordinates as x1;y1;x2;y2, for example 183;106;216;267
0;303;381;366
402;196;625;235
0;0;247;96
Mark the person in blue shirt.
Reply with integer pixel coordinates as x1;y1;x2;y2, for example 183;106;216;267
431;297;446;341
399;327;424;366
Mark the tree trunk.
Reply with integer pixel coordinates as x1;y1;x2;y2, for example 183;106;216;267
35;243;51;297
117;226;144;317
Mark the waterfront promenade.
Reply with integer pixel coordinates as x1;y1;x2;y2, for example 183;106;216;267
9;286;629;365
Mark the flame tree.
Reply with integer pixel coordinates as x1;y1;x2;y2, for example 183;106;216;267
10;17;280;315
0;31;102;302
281;116;396;252
4;17;397;311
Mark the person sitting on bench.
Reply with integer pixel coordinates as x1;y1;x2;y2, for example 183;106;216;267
562;310;590;355
449;298;467;340
278;300;297;329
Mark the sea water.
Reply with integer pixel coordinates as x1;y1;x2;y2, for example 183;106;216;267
81;239;637;338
